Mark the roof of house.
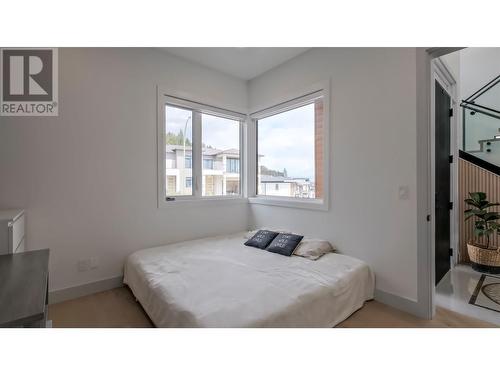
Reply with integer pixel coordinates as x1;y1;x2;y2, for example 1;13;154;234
166;145;192;152
203;147;221;156
260;175;310;183
219;148;240;156
166;144;239;157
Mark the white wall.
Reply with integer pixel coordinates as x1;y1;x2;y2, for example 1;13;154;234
441;52;460;83
248;48;419;301
0;48;249;292
0;47;423;305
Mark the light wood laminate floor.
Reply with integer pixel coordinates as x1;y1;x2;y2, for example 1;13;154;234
48;287;497;328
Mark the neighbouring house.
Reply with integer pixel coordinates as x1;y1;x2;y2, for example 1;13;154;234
166;144;314;198
166;145;240;196
258;175;315;198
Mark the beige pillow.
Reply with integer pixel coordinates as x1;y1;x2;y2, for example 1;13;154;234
292;238;334;260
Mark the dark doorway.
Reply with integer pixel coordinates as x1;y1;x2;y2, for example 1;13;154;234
435;81;452;286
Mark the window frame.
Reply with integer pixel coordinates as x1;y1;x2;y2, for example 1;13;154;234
248;81;330;211
157;90;247;207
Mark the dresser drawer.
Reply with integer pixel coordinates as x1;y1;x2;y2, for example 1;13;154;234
10;213;25;253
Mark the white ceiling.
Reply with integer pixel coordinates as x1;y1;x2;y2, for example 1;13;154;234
161;48;310;80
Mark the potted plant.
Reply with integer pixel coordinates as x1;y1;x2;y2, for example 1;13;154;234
464;192;500;274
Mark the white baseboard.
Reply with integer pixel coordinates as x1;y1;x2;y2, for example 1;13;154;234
49;275;123;304
374;289;427;318
48;277;428;320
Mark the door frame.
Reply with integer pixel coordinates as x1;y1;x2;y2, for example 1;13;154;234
431;57;459;276
417;48;463;319
430;56;459;314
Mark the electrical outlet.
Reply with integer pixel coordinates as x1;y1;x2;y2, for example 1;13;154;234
89;256;99;270
77;259;90;272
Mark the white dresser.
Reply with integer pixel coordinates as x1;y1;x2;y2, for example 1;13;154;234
0;209;25;255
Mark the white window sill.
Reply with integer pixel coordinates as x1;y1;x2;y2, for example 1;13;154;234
248;196;328;211
159;197;248;208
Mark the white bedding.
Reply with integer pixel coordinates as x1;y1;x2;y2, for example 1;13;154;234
123;232;374;327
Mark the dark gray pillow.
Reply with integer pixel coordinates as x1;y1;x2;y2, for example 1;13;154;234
266;233;304;256
244;230;279;249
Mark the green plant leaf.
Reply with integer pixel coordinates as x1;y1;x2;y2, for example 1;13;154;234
469;192;488;206
479;200;490;209
483;202;500;209
464;211;475;220
475;222;485;230
484;212;500;221
471;209;487;217
469;192;481;204
464;198;479;207
474;227;485;237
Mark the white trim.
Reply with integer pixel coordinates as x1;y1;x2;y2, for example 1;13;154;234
240;116;248;198
433;57;457;86
164;94;246;121
374;289;421;317
246;117;257;199
157;86;167;208
248;196;327;211
157;197;248;207
156;84;247;116
192;111;202;198
416;48;434;319
49;276;123;304
249;80;329;115
249;80;330;211
250;90;324;119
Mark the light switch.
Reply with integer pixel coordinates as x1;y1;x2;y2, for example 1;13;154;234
399;185;410;200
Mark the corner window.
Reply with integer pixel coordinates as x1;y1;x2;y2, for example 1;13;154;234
250;87;329;210
158;93;245;204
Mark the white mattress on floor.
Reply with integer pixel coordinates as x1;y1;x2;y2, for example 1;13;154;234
123;232;374;327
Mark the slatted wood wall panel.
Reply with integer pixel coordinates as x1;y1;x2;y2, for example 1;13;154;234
459;158;500;263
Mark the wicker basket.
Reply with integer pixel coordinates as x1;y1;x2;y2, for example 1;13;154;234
467;241;500;273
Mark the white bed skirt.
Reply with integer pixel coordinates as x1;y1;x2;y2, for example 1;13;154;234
124;232;374;327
